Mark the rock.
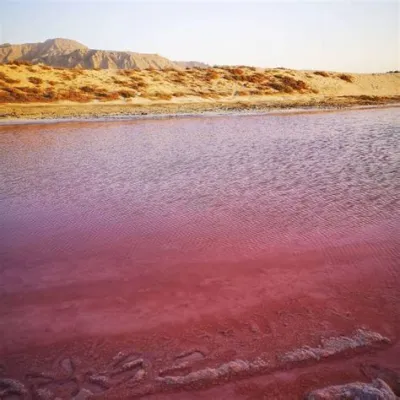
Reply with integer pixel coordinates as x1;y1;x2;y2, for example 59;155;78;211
249;322;261;334
127;368;147;387
60;358;74;375
73;388;93;400
157;358;270;387
88;374;110;389
34;387;55;400
175;350;205;364
0;378;28;397
281;329;390;363
120;358;143;372
0;38;181;70
360;364;400;395
306;378;396;400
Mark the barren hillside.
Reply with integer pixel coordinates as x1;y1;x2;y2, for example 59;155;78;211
1;63;399;104
0;38;179;70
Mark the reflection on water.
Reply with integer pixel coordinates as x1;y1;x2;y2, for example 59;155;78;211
0;108;399;291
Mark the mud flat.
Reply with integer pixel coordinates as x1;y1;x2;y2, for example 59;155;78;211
1;108;399;399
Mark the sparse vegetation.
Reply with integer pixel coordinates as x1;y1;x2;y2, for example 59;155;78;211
80;85;96;93
118;90;136;98
152;92;172;101
28;76;44;85
314;71;330;77
337;73;354;83
7;60;33;66
0;71;21;84
0;63;396;107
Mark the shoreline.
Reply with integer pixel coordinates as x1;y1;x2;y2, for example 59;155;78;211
1;95;399;126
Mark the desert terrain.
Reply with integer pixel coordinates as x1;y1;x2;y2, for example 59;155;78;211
0;60;399;121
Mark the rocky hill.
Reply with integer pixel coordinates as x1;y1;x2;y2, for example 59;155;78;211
174;61;209;69
0;38;181;70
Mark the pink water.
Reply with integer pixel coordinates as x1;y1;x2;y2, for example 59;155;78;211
0;108;399;398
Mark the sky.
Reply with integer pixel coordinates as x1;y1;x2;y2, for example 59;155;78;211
0;0;399;73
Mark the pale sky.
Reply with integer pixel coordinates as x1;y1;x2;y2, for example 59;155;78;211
1;0;399;72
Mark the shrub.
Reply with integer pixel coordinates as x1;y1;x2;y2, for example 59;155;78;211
314;71;330;77
270;75;308;92
245;73;265;83
9;60;33;66
98;92;120;101
169;73;186;84
47;80;57;86
153;92;172;100
268;82;285;91
58;72;73;81
28;76;44;85
112;78;126;85
0;87;28;102
17;86;40;94
230;68;244;75
204;70;219;81
58;90;89;102
338;73;354;83
118;69;133;77
0;71;21;84
80;85;96;93
282;76;308;90
118;90;135;98
42;90;57;100
127;80;147;90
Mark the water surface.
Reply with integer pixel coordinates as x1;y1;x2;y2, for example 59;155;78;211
1;109;399;293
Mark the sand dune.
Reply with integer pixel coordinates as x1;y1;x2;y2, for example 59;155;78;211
0;63;399;120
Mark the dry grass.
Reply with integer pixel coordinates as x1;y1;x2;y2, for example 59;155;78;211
314;71;330;77
118;90;136;98
28;76;44;85
5;60;33;66
337;73;354;83
0;63;396;105
0;71;21;84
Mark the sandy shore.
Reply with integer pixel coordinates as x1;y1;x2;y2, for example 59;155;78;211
1;94;400;123
2;63;399;123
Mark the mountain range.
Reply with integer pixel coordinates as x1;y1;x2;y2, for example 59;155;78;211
0;38;208;70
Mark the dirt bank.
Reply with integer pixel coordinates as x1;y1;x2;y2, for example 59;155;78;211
0;63;399;121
